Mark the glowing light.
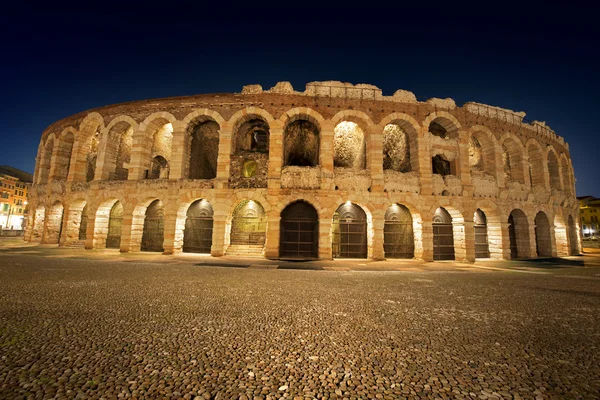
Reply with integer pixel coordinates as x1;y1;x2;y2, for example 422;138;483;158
345;200;352;206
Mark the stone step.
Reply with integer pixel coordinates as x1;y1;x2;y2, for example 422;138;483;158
226;245;264;257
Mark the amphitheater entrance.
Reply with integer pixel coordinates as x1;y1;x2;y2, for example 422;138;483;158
279;201;319;259
332;202;367;259
106;201;123;249
228;200;266;256
535;211;552;257
474;209;490;259
508;209;530;259
383;204;414;259
141;200;165;252
568;215;579;255
433;207;454;260
182;199;214;254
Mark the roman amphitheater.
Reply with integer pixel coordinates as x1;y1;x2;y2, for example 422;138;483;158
25;81;580;261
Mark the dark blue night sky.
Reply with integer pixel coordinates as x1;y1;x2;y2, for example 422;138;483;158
1;3;598;195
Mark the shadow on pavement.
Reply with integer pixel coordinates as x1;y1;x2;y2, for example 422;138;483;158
521;257;585;268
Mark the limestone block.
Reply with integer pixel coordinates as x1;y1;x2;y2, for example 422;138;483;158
471;172;498;198
426;98;456;109
463;102;526;124
383;171;420;194
280;166;321;189
432;174;462;196
334;168;371;191
388;89;418;103
267;81;296;94
241;84;263;94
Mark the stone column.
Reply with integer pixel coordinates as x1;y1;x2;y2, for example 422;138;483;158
549;221;558;258
47;139;61;181
457;130;473;196
119;211;138;253
128;126;151;181
67;134;87;182
320;121;335;191
84;212;96;250
493;143;506;189
499;221;512;260
214;123;232;189
267;121;284;190
368;125;384;192
416;132;433;195
421;220;434;261
463;221;475;262
162;210;180;255
528;224;538;259
168;121;188;180
318;217;333;260
210;214;228;257
264;210;280;259
371;215;385;260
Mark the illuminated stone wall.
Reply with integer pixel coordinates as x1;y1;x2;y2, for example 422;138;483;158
26;81;580;261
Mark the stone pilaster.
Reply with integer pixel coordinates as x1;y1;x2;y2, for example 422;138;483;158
128;126;151;181
162;210;180;255
215;123;232;189
368;125;384;192
463;221;475;262
421;220;434;261
318;217;333;260
264;210;280;258
320;121;335;191
210;214;228;257
267;121;284;190
168;121;188;180
371;216;385;260
416;133;433;195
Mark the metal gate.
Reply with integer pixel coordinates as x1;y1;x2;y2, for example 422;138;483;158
183;199;214;254
474;209;490;258
433;207;455;260
106;201;123;249
230;200;266;246
332;203;367;259
141;200;165;252
79;205;88;241
383;204;414;259
280;201;319;259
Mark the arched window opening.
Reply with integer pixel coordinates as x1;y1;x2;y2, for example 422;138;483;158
148;156;169;179
78;204;88;240
561;158;572;194
474;209;490;258
106;201;123;249
38;138;54;184
53;133;74;180
527;144;545;187
384;204;414;258
534;211;552;257
112;126;133;181
144;122;173;180
189;121;219;179
86;128;101;182
280;201;319;259
429;121;448;138
502;145;511;184
183;199;214;254
547;151;561;190
229;200;266;247
334;121;366;169
469;136;484;172
141;200;165;252
332;202;367;259
383;124;410;172
283;120;319;167
230;118;270;189
432;154;452;176
433;207;454;260
508;209;530;259
234;119;270;154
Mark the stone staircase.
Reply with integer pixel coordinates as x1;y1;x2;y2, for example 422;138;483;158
226;245;264;257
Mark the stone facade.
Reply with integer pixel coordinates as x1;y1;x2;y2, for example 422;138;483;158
25;81;581;261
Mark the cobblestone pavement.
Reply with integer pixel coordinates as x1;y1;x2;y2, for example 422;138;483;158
0;248;599;399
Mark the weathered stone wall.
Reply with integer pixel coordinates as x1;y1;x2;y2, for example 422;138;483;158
27;81;580;261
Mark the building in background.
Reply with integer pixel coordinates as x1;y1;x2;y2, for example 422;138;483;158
578;196;600;240
0;166;33;231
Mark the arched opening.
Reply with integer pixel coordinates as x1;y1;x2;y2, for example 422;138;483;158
283;120;319;167
145;121;173;180
383;124;410;172
501;138;525;184
79;204;88;240
189;121;219;179
104;122;133;181
334;121;366;169
432;154;452;176
182;199;214;253
141;200;165;252
332;202;367;259
527;143;545;187
85;128;101;182
547;150;561;190
433;207;454;260
229;200;267;247
534;211;552;257
568;215;579;255
148;155;169;179
384;204;414;259
44;201;64;244
31;205;46;241
508;209;530;259
279;201;319;259
474;209;490;259
106;201;123;249
52;132;74;180
38;138;54;184
230;117;270;188
469;136;484;172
